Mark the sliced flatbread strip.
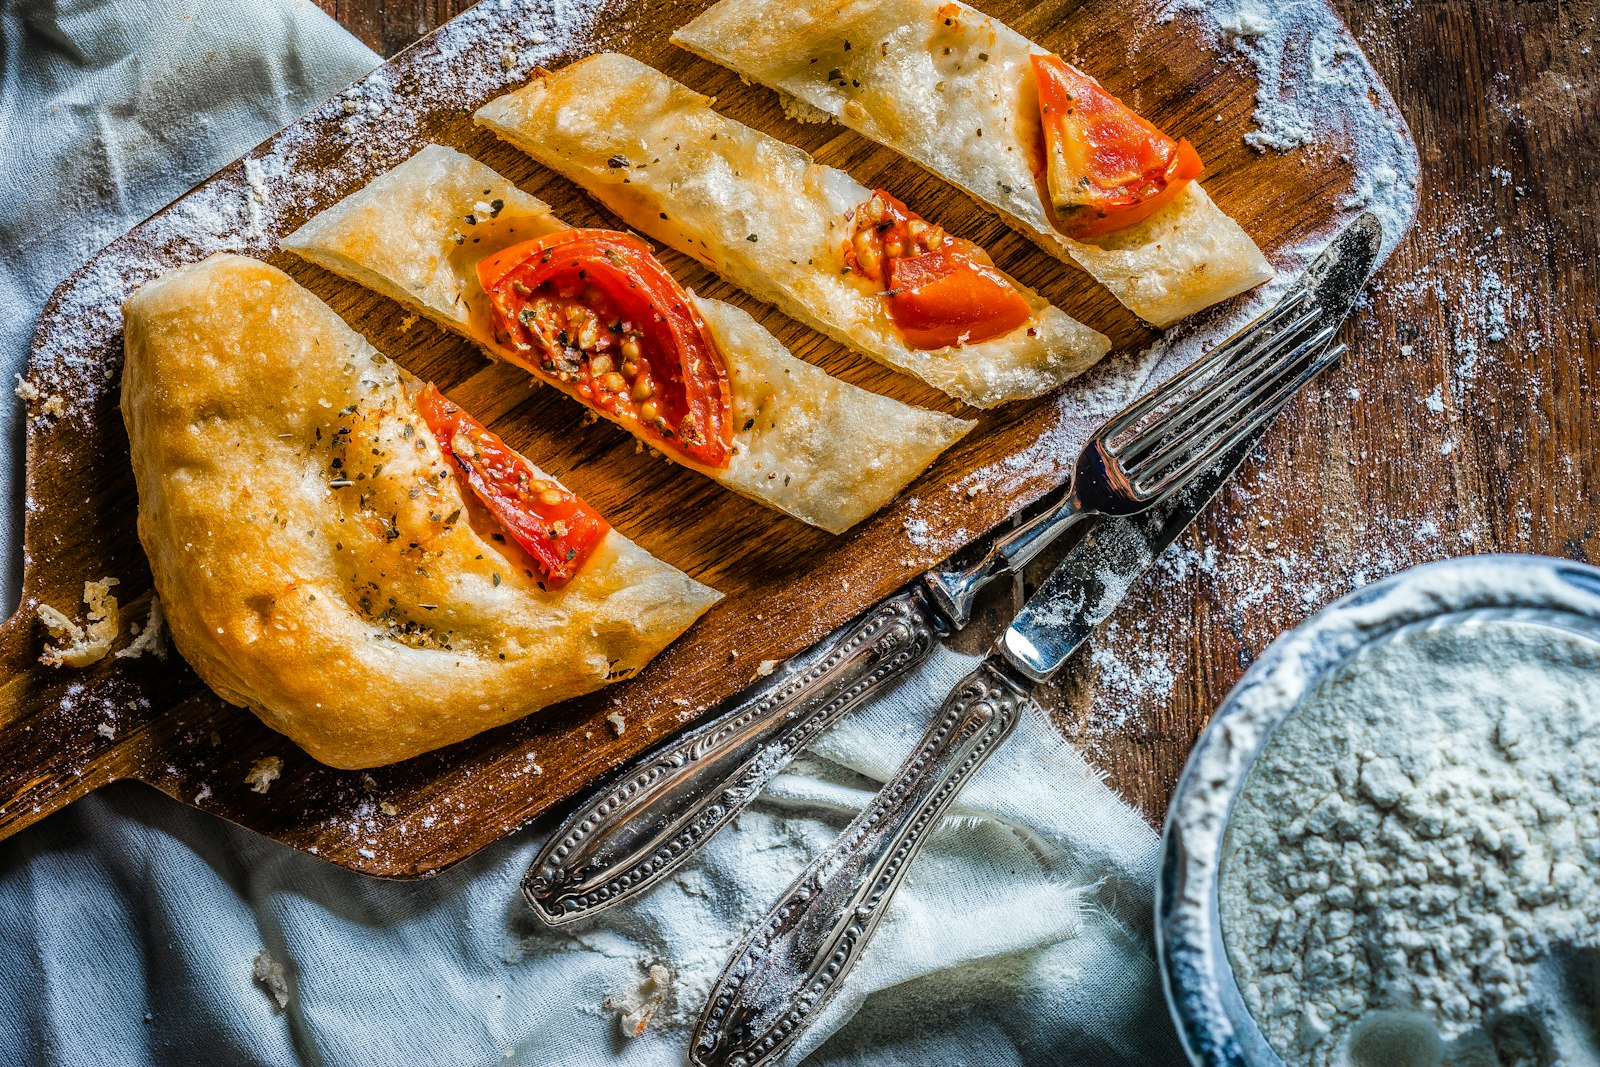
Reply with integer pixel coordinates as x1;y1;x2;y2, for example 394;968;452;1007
473;54;1110;408
673;0;1274;326
121;253;721;769
283;145;971;532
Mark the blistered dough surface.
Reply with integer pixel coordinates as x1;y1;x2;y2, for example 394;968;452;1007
121;254;719;768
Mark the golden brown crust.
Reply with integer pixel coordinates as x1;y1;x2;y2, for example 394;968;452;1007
282;145;973;532
474;54;1110;406
673;0;1274;326
120;254;720;768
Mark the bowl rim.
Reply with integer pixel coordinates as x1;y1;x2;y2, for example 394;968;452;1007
1153;553;1600;1067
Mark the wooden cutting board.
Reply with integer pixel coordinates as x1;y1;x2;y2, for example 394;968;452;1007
0;0;1412;876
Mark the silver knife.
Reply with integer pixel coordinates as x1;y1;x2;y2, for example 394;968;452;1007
525;214;1384;927
689;216;1384;1067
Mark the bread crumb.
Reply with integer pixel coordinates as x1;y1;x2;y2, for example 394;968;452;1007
777;90;830;124
195;784;213;803
115;597;168;660
604;961;671;1038
96;722;116;740
38;578;120;668
245;756;283;793
606;711;626;737
13;375;40;402
756;659;780;678
379;801;398;816
399;312;418;332
40;394;66;419
252;948;291;1011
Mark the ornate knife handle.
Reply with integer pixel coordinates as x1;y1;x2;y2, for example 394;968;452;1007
523;587;947;925
691;659;1029;1067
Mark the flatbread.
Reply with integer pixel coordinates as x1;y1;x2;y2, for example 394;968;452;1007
673;0;1274;326
121;253;720;768
282;145;972;532
474;54;1110;408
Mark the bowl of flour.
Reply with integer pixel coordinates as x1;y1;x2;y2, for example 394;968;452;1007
1156;555;1600;1067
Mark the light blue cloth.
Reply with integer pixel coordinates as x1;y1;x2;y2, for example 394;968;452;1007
0;4;1186;1064
0;650;1180;1067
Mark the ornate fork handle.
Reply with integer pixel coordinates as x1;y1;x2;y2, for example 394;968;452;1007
523;587;947;924
691;659;1030;1067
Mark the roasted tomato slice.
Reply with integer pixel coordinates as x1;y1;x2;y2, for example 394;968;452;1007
1032;54;1204;241
415;383;609;590
843;190;1032;350
884;248;1032;351
477;230;733;468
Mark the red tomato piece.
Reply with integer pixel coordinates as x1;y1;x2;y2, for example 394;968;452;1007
1032;54;1204;240
842;189;1033;350
885;245;1033;350
477;230;733;469
415;383;610;589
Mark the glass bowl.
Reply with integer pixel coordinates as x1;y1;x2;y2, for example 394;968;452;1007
1153;554;1600;1066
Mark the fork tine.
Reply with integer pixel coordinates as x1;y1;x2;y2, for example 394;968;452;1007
1100;289;1316;447
1132;320;1339;483
1134;333;1344;498
1114;304;1324;471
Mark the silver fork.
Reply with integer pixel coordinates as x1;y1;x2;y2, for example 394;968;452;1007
926;285;1335;621
690;274;1360;1066
523;239;1357;927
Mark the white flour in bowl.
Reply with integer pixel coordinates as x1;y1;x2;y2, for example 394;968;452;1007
1218;617;1600;1067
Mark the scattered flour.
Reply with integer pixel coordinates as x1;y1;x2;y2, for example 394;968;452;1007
1220;619;1600;1066
1154;0;1418;178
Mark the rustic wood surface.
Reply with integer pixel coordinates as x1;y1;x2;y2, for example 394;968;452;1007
306;0;1600;818
0;0;1536;877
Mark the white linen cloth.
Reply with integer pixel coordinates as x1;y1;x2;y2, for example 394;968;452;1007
0;3;1185;1064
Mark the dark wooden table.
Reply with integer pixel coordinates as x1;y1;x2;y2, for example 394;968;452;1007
316;0;1600;824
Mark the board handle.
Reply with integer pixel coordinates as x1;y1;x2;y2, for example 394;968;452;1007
0;598;144;842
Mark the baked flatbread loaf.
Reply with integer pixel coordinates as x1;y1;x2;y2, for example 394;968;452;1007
121;253;720;769
474;54;1110;408
673;0;1274;326
283;145;972;532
